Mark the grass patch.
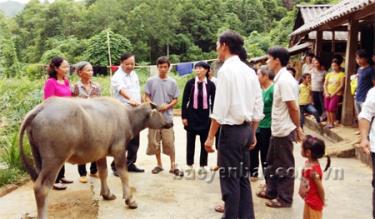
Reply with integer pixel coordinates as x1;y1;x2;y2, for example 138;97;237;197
0;168;24;187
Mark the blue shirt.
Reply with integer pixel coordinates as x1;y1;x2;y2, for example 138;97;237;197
356;66;375;102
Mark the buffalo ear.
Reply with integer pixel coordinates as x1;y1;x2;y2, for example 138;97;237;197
150;102;158;109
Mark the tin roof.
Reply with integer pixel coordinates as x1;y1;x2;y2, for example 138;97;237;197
291;0;375;37
294;4;347;41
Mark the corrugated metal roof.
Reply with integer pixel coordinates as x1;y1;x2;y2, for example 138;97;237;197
291;0;375;36
297;4;332;24
249;42;313;63
294;4;347;41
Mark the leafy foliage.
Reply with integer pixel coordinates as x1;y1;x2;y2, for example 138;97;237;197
84;30;132;66
0;0;340;77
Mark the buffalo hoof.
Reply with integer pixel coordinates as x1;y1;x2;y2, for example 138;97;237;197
125;199;138;209
102;193;116;200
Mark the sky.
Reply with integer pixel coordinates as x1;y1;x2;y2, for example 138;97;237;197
0;0;30;3
0;0;55;3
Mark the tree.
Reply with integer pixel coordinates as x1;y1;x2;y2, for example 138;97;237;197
0;12;20;77
4;0;340;68
245;31;272;58
43;36;88;64
13;0;47;63
40;49;66;64
84;30;132;66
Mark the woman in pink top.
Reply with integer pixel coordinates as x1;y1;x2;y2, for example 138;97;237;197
43;57;73;190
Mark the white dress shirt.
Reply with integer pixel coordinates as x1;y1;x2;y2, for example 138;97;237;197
211;55;264;125
358;87;375;152
111;67;141;106
271;67;299;137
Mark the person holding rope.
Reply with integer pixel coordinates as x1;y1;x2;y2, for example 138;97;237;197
110;53;144;174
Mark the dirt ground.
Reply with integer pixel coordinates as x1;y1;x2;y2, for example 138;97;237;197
0;117;373;219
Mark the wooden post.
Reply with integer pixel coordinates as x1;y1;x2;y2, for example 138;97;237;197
331;31;336;54
315;30;323;57
341;19;359;126
107;29;113;96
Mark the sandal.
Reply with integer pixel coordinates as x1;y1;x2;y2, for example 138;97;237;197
169;169;184;177
250;176;258;182
210;165;220;171
53;182;67;190
90;172;99;178
152;166;164;174
214;203;224;213
60;178;73;184
256;190;273;200
265;199;291;208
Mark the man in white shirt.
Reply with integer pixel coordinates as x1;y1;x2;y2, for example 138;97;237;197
110;53;144;174
205;30;264;219
257;47;303;208
358;87;375;218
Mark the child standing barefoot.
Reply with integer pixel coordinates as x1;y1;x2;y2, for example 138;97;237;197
299;135;331;219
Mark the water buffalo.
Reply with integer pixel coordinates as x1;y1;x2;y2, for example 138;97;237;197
19;97;172;219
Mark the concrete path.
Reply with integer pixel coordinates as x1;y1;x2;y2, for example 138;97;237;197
0;118;372;219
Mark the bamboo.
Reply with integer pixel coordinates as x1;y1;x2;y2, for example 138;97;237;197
107;29;113;96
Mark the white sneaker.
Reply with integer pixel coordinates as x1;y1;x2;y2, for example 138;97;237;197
198;167;208;175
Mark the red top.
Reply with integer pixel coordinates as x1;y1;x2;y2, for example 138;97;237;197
302;161;324;211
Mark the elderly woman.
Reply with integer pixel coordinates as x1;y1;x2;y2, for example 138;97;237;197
72;61;101;183
43;56;74;190
250;65;274;182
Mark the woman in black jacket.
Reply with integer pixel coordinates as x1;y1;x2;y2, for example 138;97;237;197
181;62;215;175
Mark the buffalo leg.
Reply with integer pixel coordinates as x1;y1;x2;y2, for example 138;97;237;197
34;162;63;219
97;157;116;200
114;153;137;209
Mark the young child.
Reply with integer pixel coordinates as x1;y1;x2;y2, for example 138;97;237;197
299;135;331;219
299;73;321;128
144;56;183;177
323;59;345;129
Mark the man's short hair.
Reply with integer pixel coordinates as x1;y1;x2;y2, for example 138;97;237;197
120;53;134;62
356;49;370;61
218;30;244;56
268;47;289;67
156;56;171;67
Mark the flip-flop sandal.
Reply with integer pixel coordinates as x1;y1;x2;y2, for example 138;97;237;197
265;199;290;208
53;183;67;190
60;178;73;184
214;203;224;213
152;166;164;174
169;169;184;177
256;191;273;200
